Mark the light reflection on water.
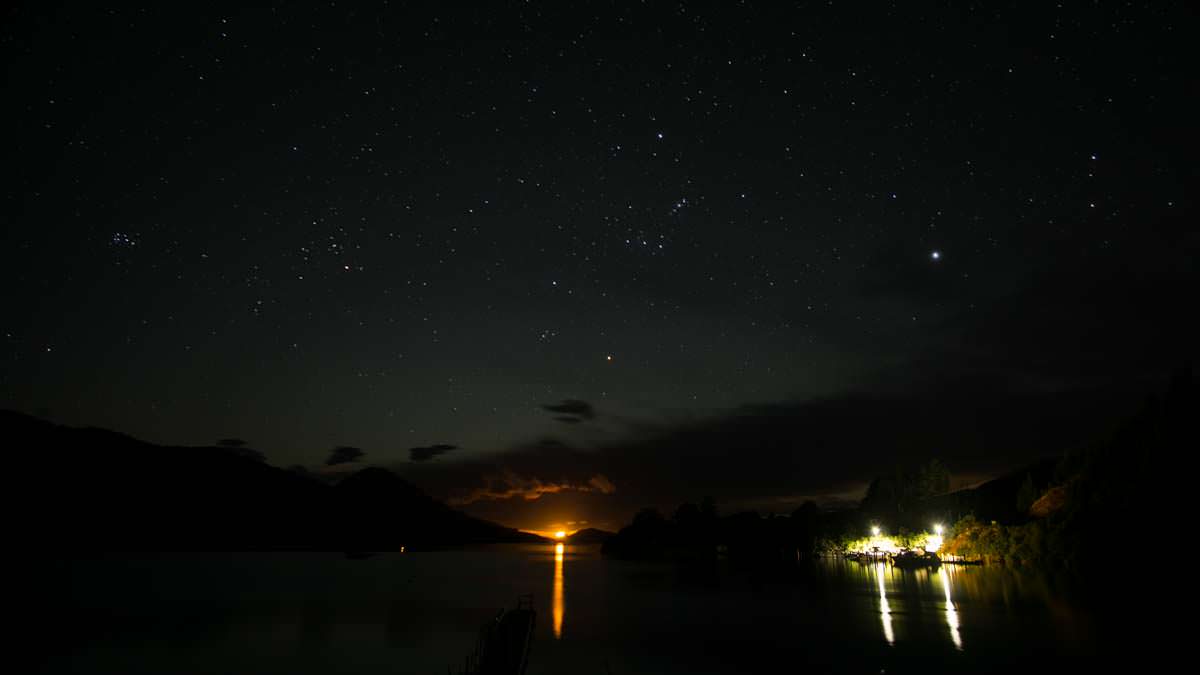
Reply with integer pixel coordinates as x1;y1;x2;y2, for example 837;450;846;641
850;559;984;653
555;547;969;654
49;547;1102;674
940;567;964;651
875;562;895;646
552;543;564;639
546;547;1072;656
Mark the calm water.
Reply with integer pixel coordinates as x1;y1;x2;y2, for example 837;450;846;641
43;545;1118;673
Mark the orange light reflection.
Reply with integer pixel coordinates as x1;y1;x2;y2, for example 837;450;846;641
552;543;565;639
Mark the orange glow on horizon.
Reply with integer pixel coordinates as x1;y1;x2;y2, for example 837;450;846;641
522;527;578;540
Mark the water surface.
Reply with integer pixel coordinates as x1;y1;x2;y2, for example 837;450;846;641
45;544;1114;673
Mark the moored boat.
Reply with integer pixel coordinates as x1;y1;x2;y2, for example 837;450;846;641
890;550;941;569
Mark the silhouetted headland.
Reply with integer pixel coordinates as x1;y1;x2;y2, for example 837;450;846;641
3;411;545;551
564;527;614;544
602;367;1194;584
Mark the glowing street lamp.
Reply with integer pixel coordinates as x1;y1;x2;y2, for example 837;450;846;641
926;523;946;553
868;525;884;559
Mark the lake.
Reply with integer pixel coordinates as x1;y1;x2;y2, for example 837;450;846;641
43;544;1119;673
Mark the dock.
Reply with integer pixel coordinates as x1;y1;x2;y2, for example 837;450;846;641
453;595;536;675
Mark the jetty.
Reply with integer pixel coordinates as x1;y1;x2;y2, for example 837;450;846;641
453;595;536;675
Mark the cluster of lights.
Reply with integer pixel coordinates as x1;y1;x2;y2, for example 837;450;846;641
855;523;946;554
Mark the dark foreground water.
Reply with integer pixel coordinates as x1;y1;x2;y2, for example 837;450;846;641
42;545;1125;673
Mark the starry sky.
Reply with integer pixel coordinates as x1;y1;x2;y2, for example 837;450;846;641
3;2;1195;532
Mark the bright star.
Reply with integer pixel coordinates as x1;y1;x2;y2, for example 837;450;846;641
931;250;941;260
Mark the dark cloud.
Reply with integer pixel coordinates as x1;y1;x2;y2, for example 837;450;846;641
542;399;595;421
213;438;265;463
859;229;1200;392
215;445;266;464
409;444;458;462
325;446;365;466
554;416;582;424
446;469;616;505
394;378;1142;532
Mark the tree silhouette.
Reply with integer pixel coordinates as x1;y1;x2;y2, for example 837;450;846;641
632;507;665;528
862;458;951;515
1016;473;1037;514
673;502;700;526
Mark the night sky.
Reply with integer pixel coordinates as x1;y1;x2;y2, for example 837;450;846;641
3;2;1195;532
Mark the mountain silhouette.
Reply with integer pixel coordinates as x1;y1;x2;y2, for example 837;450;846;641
332;466;544;548
3;410;544;551
566;527;614;544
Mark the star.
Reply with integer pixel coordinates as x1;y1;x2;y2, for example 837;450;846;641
930;251;941;261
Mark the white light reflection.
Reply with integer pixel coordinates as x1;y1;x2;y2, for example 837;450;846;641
939;567;963;650
876;562;894;646
553;542;565;639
